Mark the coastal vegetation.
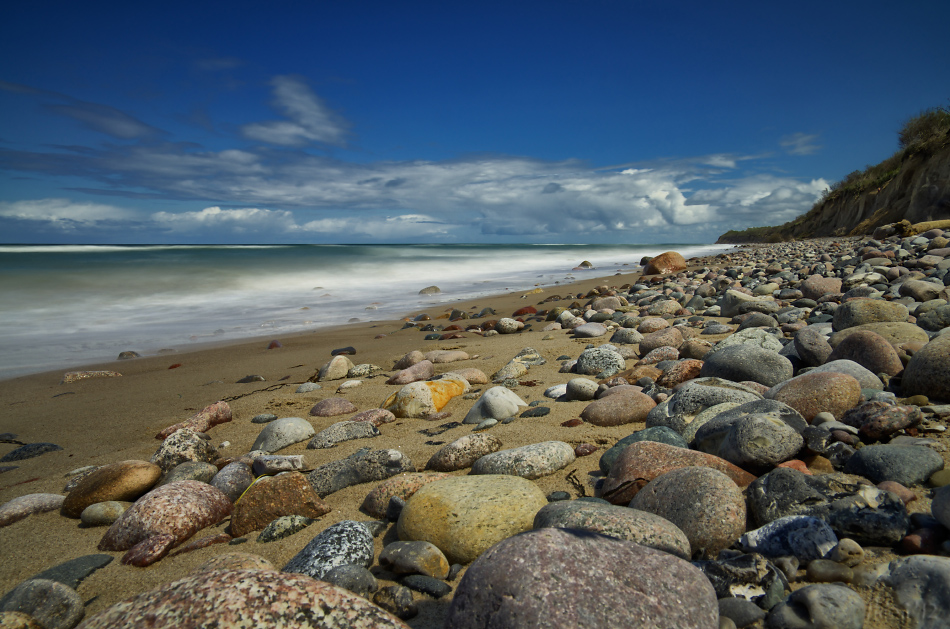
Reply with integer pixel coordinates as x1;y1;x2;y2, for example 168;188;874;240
718;104;950;243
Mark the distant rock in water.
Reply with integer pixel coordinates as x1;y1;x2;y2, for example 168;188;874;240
572;260;594;270
418;285;441;295
117;351;141;359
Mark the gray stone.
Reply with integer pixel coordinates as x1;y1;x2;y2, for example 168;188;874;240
307;448;415;497
933;485;950;530
251;417;315;453
11;554;112;591
902;335;950;401
565;378;600;402
0;578;84;629
282;520;374;580
843;445;944;486
573;322;608;338
0;442;63;462
706;328;784;356
739;516;838;562
400;575;452;598
251;454;305;475
462;387;527;424
251;413;278;423
471;441;575;480
806;359;884;390
307;421;380;448
533;500;691;558
699;345;793;387
159;460;218;486
210;462;254;502
257;514;315;542
882;555;950;629
80;501;128;527
766;584;864;629
574;346;626;378
794;327;833;368
609;328;644;344
322;564;378;598
718;414;804;471
693;553;789;611
445;528;719;629
719;597;766;629
832;299;908;331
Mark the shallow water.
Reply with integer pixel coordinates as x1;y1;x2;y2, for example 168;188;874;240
0;243;731;379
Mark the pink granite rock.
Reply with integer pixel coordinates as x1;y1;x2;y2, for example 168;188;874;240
386;360;434;385
155;401;232;440
309;398;359;417
350;409;397;427
0;493;64;528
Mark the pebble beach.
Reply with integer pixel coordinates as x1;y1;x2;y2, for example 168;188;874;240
2;228;950;629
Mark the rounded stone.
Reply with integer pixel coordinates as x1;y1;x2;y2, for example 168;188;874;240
158;461;218;487
445;527;718;629
80;501;129;527
282;520;375;580
629;466;747;558
309;398;359;417
361;473;451;518
397;475;548;564
462;387;527;424
316;355;355;381
706;327;784;355
718;413;804;471
843;445;944;486
209;462;254;503
0;579;84;629
565;378;600;402
470;441;575;479
579;390;656;427
766;583;864;629
826;329;904;377
598;426;689;475
739;515;838;562
767;371;862;421
573;322;608;338
832;299;908;331
574;346;626;377
76;569;408;628
61;460;161;518
425;434;502;472
699;345;793;388
902;335;950;401
639;327;685;354
533;500;691;558
321;565;379;599
250;417;315;453
149;429;218;473
643;251;689;275
378;541;450;579
382;376;469;418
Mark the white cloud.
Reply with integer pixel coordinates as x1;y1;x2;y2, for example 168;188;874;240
300;214;450;239
241;76;348;146
781;132;822;156
0;199;139;229
151;206;298;233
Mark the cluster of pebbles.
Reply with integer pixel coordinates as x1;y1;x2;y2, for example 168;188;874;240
2;226;950;628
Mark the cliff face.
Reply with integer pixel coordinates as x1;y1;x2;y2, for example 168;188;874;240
717;143;950;243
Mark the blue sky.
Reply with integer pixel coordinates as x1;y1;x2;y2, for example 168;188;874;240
1;1;948;244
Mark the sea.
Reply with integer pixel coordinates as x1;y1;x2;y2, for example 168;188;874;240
0;243;735;380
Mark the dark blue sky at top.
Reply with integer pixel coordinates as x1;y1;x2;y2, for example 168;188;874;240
1;1;948;244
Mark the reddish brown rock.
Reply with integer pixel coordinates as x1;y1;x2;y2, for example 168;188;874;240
800;275;842;301
580;391;656;427
98;481;233;563
639;327;685;354
612;365;663;384
76;569;410;628
841;401;922;441
361;472;452;518
169;532;232;557
156;401;232;440
229;472;331;537
393;350;424;370
826;330;904;377
638;346;681;365
643;251;688;275
62;460;162;518
309;398;359;417
601;441;756;505
767;371;862;420
679;338;714;360
878;480;916;505
449;368;489;384
574;443;597;457
656;359;703;388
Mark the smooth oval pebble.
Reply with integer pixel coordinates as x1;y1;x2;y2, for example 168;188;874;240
80;501;129;527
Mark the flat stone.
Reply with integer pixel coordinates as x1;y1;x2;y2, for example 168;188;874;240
739;515;838;561
767;584;864;629
471;441;575;479
230;472;331;537
843;445;944;486
0;494;65;528
10;554;112;592
396;475;547;564
307;448;415;497
832;299;908;331
0;443;63;462
257;515;315;542
283;520;375;580
308;421;380;449
579;390;656;426
309;398;359;417
629;466;747;557
425;433;502;472
533;499;691;558
445;527;718;629
699;345;792;387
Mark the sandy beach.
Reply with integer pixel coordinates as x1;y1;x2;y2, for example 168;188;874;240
1;238;948;628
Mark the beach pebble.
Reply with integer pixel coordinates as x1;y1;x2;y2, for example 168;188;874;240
209;462;254;502
572;322;607;338
308;421;380;449
230;472;331;537
0;579;84;629
322;565;378;598
309;398;358;417
656;358;704;388
251;454;305;475
80;501;129;527
718;290;775;318
933;485;950;529
881;555;950;628
573;346;626;378
609;327;644;344
639;345;681;364
598;426;687;474
348;364;382;378
800;275;842;301
397;474;547;564
316;355;355;381
60;460;161;518
832;299;908;331
700;345;793;387
250;413;278;423
794;327;833;367
767;584;864;629
543;383;567;398
283;520;375;580
718;413;804;470
425;434;502;472
98;481;232;566
60;370;121;384
382;376;469;418
360;473;451;518
470;441;575;479
638;327;685;354
841;401;921;441
379;541;450;579
718;597;766;628
843;445;944;486
307;448;415;497
257;514;315;543
446;527;717;629
644;251;688;274
830;538;865;566
349;409;396;428
579;390;656;426
462;386;527;424
77;569;408;629
693;552;788;609
423;350;469;364
564;377;599;401
296;382;323;394
155;401;232;440
629;466;747;557
706;327;784;355
150;428;218;472
766;371;862;421
373;585;417;620
0;443;63;462
739;515;837;561
250;417;315;453
387;360;434;385
400;575;451;598
638;317;670;333
747;467;910;546
826;329;904;376
901;334;950;400
532;499;691;558
0;494;65;528
601;440;756;505
158;461;218;486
